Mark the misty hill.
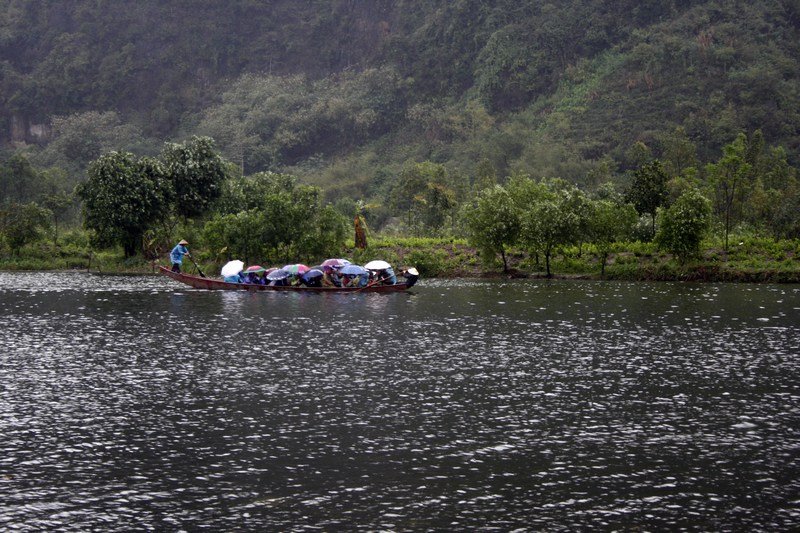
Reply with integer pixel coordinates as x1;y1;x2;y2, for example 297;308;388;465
1;0;799;200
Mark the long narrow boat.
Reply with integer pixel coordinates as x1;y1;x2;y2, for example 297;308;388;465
158;266;416;292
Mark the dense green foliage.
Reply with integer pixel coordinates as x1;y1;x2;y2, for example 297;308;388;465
160;136;228;219
462;185;520;272
655;188;712;262
204;172;348;264
77;152;173;257
0;1;799;277
0;201;50;254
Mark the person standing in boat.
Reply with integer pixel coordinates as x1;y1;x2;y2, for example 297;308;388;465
170;240;191;273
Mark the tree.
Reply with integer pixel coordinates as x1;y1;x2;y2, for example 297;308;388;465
655;189;712;263
161;136;228;219
519;191;580;278
473;157;497;192
590;199;638;276
625;159;669;238
0;153;47;206
0;202;51;255
390;162;456;235
562;187;593;257
462;185;520;272
705;133;751;250
41;191;73;245
204;172;347;265
658;126;697;179
77;152;173;257
202;209;265;265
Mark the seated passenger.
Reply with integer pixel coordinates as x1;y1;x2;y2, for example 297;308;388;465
224;271;244;283
302;276;322;287
301;269;324;287
377;267;397;285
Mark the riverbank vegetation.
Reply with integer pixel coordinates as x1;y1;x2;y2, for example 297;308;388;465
1;2;799;282
1;132;799;283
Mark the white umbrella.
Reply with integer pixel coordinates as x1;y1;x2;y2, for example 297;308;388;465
364;260;391;271
221;260;244;278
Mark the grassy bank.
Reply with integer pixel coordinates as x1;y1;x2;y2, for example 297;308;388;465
357;236;800;283
2;234;799;283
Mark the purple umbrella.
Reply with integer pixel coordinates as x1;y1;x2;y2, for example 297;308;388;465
321;258;351;268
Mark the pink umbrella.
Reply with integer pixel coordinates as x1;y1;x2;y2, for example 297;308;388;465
321;258;351;268
245;265;266;273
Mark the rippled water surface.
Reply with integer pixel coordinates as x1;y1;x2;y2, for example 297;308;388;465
1;272;799;530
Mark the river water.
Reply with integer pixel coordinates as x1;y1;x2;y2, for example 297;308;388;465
1;272;798;531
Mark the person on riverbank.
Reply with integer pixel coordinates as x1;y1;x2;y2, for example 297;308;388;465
170;240;190;273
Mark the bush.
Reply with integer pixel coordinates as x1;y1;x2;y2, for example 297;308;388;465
406;248;449;277
655;189;711;263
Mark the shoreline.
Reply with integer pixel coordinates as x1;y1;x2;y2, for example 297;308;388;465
3;264;799;284
1;239;799;284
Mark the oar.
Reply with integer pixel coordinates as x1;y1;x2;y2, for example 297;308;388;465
188;254;207;278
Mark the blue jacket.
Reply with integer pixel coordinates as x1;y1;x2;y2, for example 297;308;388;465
170;244;189;265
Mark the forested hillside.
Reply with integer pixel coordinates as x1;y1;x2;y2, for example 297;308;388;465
1;0;799;259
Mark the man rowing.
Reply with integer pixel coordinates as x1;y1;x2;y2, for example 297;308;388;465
170;239;191;273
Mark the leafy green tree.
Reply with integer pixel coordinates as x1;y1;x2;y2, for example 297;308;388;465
625;159;669;238
0;153;48;206
562;187;593;256
77;152;173;257
658;126;698;179
473;158;497;192
390;162;456;235
0;202;52;255
519;191;580;278
462;185;520;272
590;199;638;276
298;204;349;261
41;191;73;245
705;133;751;250
203;209;265;265
161;136;228;219
769;176;800;239
205;172;347;265
655;188;712;263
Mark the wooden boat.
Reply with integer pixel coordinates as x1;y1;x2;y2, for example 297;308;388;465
158;266;416;292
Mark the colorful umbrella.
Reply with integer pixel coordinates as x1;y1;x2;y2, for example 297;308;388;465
364;260;391;271
221;260;244;277
282;263;310;275
321;258;350;268
245;265;266;273
267;268;290;281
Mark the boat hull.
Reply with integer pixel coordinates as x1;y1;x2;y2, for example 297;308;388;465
158;266;413;292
